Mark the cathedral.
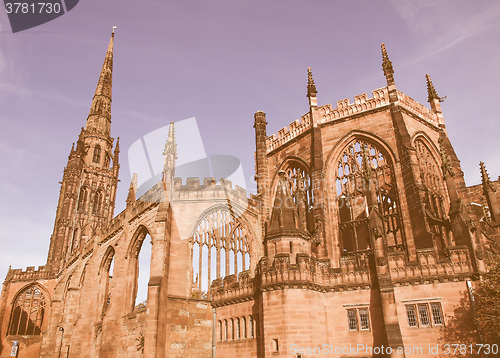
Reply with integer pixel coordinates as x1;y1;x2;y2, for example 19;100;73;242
0;32;499;358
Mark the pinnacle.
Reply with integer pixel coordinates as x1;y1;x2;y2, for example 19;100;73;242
480;161;496;193
307;67;317;98
381;43;395;86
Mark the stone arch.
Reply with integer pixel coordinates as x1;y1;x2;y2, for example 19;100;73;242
126;224;153;310
8;283;50;336
190;205;254;297
271;156;314;208
98;246;115;315
326;132;405;260
412;133;452;252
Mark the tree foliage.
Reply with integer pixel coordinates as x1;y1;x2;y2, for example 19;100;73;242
473;255;500;346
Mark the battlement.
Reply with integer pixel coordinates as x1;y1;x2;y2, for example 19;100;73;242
396;90;438;125
6;266;54;282
211;271;254;304
266;113;311;152
265;87;440;153
318;88;390;125
389;247;474;283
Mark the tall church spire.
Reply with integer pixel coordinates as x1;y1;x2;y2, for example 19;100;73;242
85;30;115;136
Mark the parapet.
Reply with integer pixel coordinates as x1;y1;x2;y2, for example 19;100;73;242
6;265;54;282
265;87;440;153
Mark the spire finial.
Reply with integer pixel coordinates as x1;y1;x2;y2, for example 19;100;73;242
381;43;395;86
163;122;178;174
307;67;317;98
426;74;446;103
126;173;138;205
112;26;116;35
480;162;496;193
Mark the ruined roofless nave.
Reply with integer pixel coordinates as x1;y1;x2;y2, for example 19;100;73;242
0;32;499;358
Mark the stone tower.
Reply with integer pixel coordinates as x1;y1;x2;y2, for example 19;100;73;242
46;30;120;273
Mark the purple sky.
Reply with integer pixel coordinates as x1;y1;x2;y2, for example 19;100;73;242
1;1;499;284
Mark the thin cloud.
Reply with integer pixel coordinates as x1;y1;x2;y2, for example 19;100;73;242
0;82;88;107
390;0;500;66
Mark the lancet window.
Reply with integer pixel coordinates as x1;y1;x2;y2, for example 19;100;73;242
9;285;46;336
191;208;251;297
335;139;404;258
415;139;451;252
92;145;101;164
78;187;88;212
283;162;314;209
93;191;104;216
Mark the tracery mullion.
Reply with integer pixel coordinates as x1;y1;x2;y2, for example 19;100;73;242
198;238;203;293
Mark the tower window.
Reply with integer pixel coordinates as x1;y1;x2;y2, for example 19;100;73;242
9;285;46;336
93;145;101;163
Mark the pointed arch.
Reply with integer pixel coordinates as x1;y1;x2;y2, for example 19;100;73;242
190;206;254;297
327;132;405;260
78;186;89;212
413;133;451;252
8;283;49;336
127;225;153;310
92;145;102;163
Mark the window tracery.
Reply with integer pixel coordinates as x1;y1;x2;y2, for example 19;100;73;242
191;208;251;297
9;285;46;336
78;188;88;212
415;139;451;252
335;139;404;258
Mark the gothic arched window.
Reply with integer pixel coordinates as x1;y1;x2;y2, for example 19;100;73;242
335;139;404;259
100;247;115;314
191;208;252;297
129;226;152;310
93;191;103;216
415;139;451;252
9;285;46;336
92;145;101;164
78;188;88;212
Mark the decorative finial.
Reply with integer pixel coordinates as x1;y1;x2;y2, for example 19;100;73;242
112;26;117;34
426;74;446;103
307;67;317;98
480;162;496;193
126;173;138;204
381;43;395;86
438;138;454;177
163;122;178;173
131;173;138;190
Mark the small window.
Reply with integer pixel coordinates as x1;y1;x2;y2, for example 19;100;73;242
430;303;443;325
93;145;101;163
347;309;357;331
272;338;279;353
249;315;254;338
218;320;222;341
224;320;228;341
359;308;370;330
242;316;247;339
406;305;417;327
236;318;240;339
418;304;430;326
